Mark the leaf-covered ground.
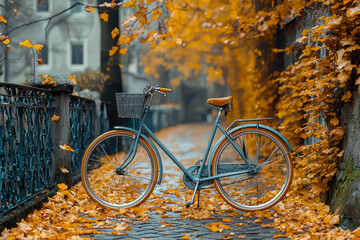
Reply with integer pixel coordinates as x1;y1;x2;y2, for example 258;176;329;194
1;124;358;239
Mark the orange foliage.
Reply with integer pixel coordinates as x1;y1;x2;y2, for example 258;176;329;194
100;0;360;237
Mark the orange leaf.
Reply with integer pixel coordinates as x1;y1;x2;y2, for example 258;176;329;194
0;34;9;44
51;114;61;122
119;48;128;55
99;12;109;22
111;27;119;39
109;46;119;56
68;74;77;85
0;16;7;23
84;5;95;13
19;40;33;48
60;144;75;152
182;235;190;240
32;44;43;54
222;218;234;223
341;91;352;102
57;183;68;190
37;58;44;65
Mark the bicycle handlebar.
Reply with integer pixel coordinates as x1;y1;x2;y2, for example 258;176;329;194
145;86;172;95
158;87;172;93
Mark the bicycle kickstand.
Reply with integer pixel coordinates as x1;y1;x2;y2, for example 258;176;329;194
186;181;200;208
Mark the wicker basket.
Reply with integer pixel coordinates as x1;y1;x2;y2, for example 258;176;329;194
116;93;145;118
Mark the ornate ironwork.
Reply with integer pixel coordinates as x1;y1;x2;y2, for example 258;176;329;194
69;95;94;177
0;83;53;216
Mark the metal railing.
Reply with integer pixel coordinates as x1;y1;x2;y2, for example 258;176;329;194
0;83;108;216
0;83;53;216
69;95;94;177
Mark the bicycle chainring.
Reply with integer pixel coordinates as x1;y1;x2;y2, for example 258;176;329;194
183;165;213;190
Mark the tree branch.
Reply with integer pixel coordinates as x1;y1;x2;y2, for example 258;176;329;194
6;3;81;36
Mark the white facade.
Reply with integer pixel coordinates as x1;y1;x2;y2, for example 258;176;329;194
0;0;100;84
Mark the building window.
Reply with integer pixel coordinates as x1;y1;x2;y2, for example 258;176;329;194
71;42;84;65
37;0;49;12
38;45;49;65
71;0;83;13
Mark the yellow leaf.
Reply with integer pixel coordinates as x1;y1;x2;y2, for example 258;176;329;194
254;219;262;223
109;46;119;56
40;74;57;87
51;114;61;122
57;183;68;190
84;5;95;13
0;16;7;23
32;44;43;54
60;144;75;152
2;37;9;44
182;235;190;240
111;27;119;39
19;40;33;48
99;12;109;22
207;225;220;232
60;167;69;173
68;74;77;85
119;48;128;55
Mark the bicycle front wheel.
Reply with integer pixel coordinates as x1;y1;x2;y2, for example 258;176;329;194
211;127;293;211
81;129;159;209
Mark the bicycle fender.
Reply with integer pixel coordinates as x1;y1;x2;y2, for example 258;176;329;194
207;124;293;175
114;126;163;185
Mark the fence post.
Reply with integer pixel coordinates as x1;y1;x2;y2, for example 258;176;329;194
28;74;75;187
51;91;72;186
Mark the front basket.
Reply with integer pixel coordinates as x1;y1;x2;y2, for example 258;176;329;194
116;93;145;118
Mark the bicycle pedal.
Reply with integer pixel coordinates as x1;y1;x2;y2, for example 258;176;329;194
185;201;194;208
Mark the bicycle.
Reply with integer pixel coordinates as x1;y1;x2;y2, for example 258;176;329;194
81;86;293;211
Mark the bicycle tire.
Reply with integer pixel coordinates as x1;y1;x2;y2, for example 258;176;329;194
81;129;159;209
211;127;293;211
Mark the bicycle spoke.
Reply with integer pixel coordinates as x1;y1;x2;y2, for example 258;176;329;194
82;131;158;209
99;144;117;168
213;127;293;211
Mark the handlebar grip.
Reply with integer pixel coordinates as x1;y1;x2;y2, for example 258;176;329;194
159;88;172;93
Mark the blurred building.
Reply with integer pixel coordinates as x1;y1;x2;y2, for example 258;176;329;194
0;0;100;84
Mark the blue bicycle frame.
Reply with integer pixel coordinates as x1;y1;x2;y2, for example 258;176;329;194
117;105;253;186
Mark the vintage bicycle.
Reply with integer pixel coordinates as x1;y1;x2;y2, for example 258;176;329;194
81;86;293;211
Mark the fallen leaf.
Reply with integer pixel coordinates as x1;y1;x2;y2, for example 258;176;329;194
60;144;75;152
57;183;68;190
60;167;69;173
51;114;61;122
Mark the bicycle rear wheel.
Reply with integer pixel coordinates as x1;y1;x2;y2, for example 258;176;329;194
81;129;159;209
211;127;293;211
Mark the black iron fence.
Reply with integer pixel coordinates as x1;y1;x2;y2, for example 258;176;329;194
0;83;108;217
